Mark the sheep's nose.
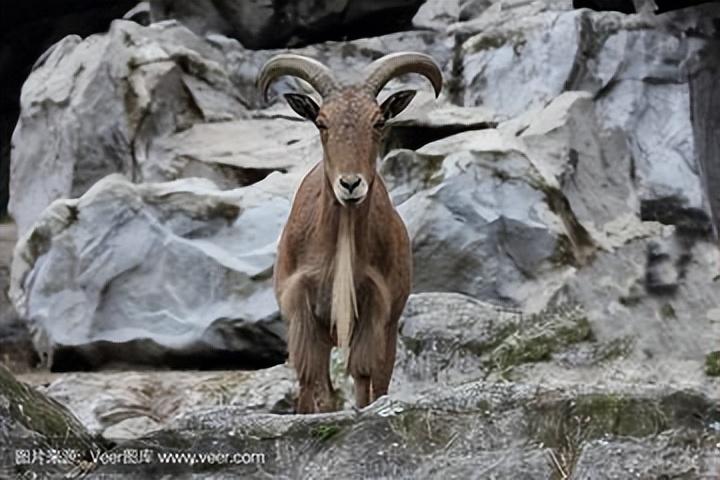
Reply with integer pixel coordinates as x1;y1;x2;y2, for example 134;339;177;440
339;175;362;194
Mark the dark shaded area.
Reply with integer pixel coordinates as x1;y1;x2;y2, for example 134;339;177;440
655;0;720;13
49;315;287;372
690;40;720;240
0;0;140;217
573;0;720;13
149;0;425;50
51;342;286;372
381;122;496;157
640;197;714;237
644;242;680;296
0;321;39;373
573;0;636;13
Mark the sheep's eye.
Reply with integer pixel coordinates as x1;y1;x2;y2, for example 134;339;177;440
373;120;386;130
315;120;328;130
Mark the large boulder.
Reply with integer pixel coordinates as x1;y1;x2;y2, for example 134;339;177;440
9;20;251;235
690;37;720;238
511;91;641;249
9;174;296;371
386;91;635;311
0;1;143;218
458;3;720;229
394;128;577;310
148;0;426;49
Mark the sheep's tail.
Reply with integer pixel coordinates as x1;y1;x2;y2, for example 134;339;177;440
331;210;358;366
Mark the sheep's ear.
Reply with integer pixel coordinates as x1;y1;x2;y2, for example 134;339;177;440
380;90;416;120
284;93;320;121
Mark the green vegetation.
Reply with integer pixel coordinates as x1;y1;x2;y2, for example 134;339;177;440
704;351;720;377
310;423;342;441
659;303;677;320
590;336;634;364
489;305;592;373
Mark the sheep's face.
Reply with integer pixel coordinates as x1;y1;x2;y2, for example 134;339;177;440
285;87;417;207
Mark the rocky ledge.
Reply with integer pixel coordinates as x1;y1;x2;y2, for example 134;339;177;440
2;292;720;478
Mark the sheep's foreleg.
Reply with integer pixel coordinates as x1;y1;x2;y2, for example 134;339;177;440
280;273;333;414
348;271;392;408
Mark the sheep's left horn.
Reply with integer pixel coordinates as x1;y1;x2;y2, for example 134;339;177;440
257;54;339;101
362;52;443;98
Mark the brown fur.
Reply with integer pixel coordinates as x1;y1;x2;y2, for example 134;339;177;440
274;88;412;412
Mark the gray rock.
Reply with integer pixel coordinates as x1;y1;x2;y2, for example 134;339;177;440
459;0;495;21
549;232;720;372
7;290;720;477
0;364;101;478
395;128;577;310
149;0;426;49
16;292;598;438
0;0;141;218
574;434;720;478
9;20;250;235
147;116;320;189
690;36;720;238
459;5;719;227
412;0;461;30
9;23;456;236
88;381;720;479
516;91;641;250
24;366;296;440
10;174;296;370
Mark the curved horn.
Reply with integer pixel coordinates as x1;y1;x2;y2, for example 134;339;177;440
363;52;443;98
257;54;339;101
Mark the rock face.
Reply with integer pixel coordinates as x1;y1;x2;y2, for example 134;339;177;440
9;19;456;236
8;0;720;373
10;174;293;370
396;128;574;308
458;2;720;232
690;37;720;238
9;20;252;235
148;0;426;49
4;0;720;476
0;0;143;217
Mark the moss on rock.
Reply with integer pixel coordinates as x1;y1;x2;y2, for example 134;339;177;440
704;351;720;377
489;304;593;372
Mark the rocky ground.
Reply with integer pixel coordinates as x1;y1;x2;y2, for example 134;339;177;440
4;295;720;477
2;0;720;478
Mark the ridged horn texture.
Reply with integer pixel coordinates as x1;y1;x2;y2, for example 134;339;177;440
257;54;339;101
363;52;443;98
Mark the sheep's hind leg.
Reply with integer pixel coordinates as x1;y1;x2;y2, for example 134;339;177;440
280;274;332;414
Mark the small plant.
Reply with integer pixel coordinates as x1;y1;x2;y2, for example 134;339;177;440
705;351;720;377
310;424;341;441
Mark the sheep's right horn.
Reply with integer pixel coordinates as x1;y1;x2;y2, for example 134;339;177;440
257;54;339;101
